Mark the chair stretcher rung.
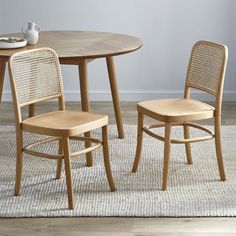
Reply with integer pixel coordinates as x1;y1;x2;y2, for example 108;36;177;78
23;148;63;160
70;143;102;157
24;137;61;150
69;136;101;144
23;136;103;159
143;122;214;144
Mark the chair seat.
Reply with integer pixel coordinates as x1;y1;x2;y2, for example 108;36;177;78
138;98;215;122
22;110;108;137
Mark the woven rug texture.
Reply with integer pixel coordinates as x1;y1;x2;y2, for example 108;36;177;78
0;125;236;217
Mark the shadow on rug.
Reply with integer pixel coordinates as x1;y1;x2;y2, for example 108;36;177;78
0;125;236;217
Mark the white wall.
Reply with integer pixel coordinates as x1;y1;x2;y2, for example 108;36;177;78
1;0;235;101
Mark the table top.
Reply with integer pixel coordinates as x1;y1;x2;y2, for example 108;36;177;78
0;31;142;60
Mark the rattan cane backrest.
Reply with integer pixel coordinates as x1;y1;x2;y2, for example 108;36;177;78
9;48;63;107
186;41;228;96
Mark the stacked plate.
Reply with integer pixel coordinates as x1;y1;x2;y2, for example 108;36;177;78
0;37;27;49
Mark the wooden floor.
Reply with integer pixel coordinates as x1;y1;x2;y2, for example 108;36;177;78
0;101;236;236
1;101;236;125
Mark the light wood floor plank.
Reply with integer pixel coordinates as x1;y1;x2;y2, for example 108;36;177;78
0;218;236;235
0;101;236;125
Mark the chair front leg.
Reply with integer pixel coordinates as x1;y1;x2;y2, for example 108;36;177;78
63;137;74;210
214;116;226;181
132;112;144;173
102;126;116;191
162;122;172;191
183;124;193;165
14;130;24;196
56;139;63;179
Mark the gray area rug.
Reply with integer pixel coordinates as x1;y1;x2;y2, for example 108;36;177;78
0;125;236;217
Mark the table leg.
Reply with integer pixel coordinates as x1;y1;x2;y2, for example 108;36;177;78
106;56;124;139
28;104;35;117
0;59;7;104
78;59;93;167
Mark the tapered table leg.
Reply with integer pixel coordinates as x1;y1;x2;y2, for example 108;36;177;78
106;56;124;139
0;58;7;103
28;104;35;117
78;59;93;167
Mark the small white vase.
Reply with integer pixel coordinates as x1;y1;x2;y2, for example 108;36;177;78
22;22;41;45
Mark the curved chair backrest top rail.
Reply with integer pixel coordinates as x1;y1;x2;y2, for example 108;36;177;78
185;40;228;113
8;48;65;123
9;48;64;108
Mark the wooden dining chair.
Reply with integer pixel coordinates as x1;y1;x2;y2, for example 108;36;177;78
132;41;228;190
8;48;115;209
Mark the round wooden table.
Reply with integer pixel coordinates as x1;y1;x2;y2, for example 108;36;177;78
0;31;142;140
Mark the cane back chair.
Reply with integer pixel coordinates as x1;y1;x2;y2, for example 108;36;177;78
132;41;228;190
8;48;115;209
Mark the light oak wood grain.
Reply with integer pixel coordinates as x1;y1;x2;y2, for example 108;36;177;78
106;56;125;139
0;58;6;103
0;218;236;236
0;31;142;140
78;59;93;166
132;41;228;190
0;31;142;59
1;101;236;126
0;102;236;234
183;123;193;164
132;112;144;172
138;98;215;123
8;48;115;209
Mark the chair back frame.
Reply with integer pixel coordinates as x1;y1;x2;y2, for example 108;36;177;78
184;41;228;117
8;48;65;128
132;40;228;191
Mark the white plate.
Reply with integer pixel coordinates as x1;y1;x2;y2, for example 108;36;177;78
0;37;27;49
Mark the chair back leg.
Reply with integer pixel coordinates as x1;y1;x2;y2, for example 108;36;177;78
63;137;74;210
183;124;193;165
56;139;63;179
102;126;116;191
214;116;226;181
162;123;172;191
14;130;24;196
84;131;93;167
132;112;144;173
